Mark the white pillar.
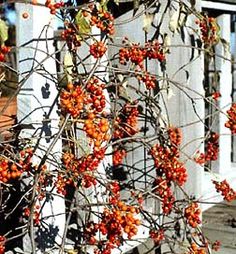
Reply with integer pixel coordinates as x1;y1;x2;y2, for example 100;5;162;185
215;14;232;174
232;21;236;162
16;2;65;253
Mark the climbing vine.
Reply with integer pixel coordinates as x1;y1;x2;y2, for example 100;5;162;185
0;0;235;253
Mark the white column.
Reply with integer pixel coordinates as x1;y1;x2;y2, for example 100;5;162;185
232;22;236;162
215;14;232;174
16;2;65;253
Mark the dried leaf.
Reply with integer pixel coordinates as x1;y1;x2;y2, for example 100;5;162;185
63;52;73;83
0;19;8;44
167;87;175;100
143;13;154;33
0;72;5;82
75;10;91;37
117;74;124;82
163;33;171;54
118;80;129;100
169;7;180;33
100;0;109;10
178;5;188;28
133;0;140;15
65;249;78;254
13;247;24;254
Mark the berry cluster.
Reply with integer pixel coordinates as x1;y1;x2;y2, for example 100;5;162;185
149;229;165;245
84;201;140;254
86;78;106;113
0;236;6;254
61;23;81;49
36;166;52;201
55;173;68;196
168;127;182;147
149;144;187;187
0;148;34;183
212;240;221;251
108;181;121;205
89;5;115;36
45;0;64;15
60;83;85;118
138;72;157;90
184;202;201;228
90;41;107;58
196;17;219;47
62;5;114;50
23;205;41;226
113;101;139;140
18;148;34;171
212;179;236;202
61;79;106;118
119;39;165;69
119;43;146;68
225;103;236;134
145;40;166;62
149;129;186;214
195;132;219;164
153;177;175;214
0;45;11;62
0;159;20;183
112;148;127;166
212;91;221;101
84;117;110;149
186;243;207;254
112;102;139;175
56;148;106;194
168;127;182;156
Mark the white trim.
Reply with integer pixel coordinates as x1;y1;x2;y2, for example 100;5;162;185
202;1;236;12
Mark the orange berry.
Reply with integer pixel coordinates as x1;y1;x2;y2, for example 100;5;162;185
121;205;127;211
94;140;101;147
16;171;21;178
104;134;110;140
117;201;123;208
124;226;130;234
129;207;136;213
132;227;138;234
82;10;89;17
135;219;141;225
67;83;74;90
2;177;8;183
100;125;109;133
87;113;95;120
11;171;18;179
2;171;7;178
0;53;5;62
11;164;17;171
22;12;29;19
